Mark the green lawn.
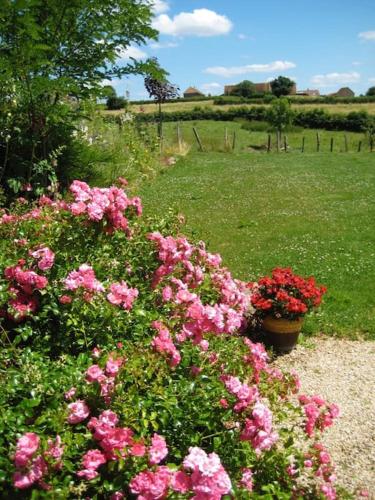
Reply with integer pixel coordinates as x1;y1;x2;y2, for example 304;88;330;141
140;129;375;338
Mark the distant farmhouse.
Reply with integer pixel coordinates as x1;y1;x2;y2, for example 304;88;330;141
183;86;205;98
224;81;297;95
296;89;320;97
328;87;355;98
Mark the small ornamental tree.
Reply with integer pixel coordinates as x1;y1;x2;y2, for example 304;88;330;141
267;97;294;136
270;76;295;97
144;73;180;138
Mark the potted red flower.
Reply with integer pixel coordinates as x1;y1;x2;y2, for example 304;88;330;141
249;267;327;353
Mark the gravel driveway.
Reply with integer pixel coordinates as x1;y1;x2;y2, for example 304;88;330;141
273;337;375;498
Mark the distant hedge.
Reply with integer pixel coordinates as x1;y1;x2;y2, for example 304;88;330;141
131;96;214;105
214;95;375;106
120;107;374;133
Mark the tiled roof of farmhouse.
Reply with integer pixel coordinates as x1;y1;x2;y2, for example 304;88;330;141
184;86;203;94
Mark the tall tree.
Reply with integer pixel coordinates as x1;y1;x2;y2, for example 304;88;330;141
270;76;295;97
0;0;164;193
366;86;375;97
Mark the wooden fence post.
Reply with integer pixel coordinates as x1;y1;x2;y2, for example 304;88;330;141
267;134;271;153
330;137;334;152
224;127;228;150
193;127;204;152
316;132;320;152
301;136;305;153
357;141;362;153
344;134;348;152
177;123;182;153
232;131;236;151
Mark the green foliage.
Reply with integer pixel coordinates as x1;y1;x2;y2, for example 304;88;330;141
101;86;117;100
106;96;128;111
214;94;375;106
366;86;375;97
0;0;163;197
266;98;293;132
82;112;160;188
130;105;375;133
230;80;257;98
270;76;295;97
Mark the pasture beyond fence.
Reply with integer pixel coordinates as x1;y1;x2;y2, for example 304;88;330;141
164;123;374;154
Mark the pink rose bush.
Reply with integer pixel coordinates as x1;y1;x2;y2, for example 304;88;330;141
0;180;343;498
69;180;142;234
13;433;63;490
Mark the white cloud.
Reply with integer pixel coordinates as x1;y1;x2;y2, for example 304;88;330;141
311;72;360;87
238;33;247;40
153;8;233;37
150;41;179;49
369;77;375;84
358;31;375;41
352;61;362;66
200;82;223;93
117;46;147;60
204;60;296;78
149;0;169;15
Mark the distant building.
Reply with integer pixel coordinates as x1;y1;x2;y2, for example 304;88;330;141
254;82;272;93
329;87;355;98
183;86;205;98
224;81;296;95
224;85;237;95
296;89;320;97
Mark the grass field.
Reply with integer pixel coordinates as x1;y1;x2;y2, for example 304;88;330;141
159;120;370;154
107;99;375;116
139;123;375;339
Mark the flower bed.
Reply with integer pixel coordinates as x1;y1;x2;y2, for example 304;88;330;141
0;181;340;498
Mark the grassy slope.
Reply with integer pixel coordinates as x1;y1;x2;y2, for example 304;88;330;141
140;149;375;338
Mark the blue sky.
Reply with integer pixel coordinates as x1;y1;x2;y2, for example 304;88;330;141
112;0;375;99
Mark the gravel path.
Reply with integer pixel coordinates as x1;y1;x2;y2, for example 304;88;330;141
273;337;375;498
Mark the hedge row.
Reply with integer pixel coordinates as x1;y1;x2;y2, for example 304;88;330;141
214;95;375;106
130;96;214;105
123;107;375;133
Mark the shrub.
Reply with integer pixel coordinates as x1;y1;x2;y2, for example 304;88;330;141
0;181;341;498
106;97;128;111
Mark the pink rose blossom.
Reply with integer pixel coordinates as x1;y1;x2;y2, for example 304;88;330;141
105;356;124;377
85;365;104;383
67;400;90;424
110;492;125;500
240;468;253;491
107;281;138;310
64;387;76;400
29;246;55;271
149;434;168;465
59;295;72;304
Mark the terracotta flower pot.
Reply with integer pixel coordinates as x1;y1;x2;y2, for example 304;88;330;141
262;316;304;354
